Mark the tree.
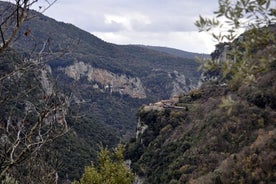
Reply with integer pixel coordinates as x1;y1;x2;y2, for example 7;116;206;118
0;0;57;52
0;1;69;182
195;0;275;42
195;0;276;89
73;144;135;184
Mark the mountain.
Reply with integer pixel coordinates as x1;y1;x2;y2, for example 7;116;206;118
138;45;210;59
0;1;201;181
0;47;71;184
127;78;276;183
126;25;276;183
9;3;202;133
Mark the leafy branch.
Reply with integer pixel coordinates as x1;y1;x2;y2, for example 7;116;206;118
195;0;276;89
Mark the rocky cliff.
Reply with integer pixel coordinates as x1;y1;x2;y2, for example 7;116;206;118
127;69;276;183
126;25;276;184
0;1;202;181
62;61;146;99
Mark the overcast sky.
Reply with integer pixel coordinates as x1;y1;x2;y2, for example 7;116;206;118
34;0;219;53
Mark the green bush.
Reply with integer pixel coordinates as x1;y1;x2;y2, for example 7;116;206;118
73;144;134;184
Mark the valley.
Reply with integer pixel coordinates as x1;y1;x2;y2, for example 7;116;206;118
0;1;275;184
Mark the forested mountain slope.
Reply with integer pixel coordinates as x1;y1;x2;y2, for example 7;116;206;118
126;25;276;184
0;1;201;181
138;45;209;59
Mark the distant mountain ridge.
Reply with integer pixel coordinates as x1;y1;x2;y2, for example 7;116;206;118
0;1;201;181
138;45;210;59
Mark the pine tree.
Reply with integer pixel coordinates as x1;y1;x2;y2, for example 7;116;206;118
73;144;135;184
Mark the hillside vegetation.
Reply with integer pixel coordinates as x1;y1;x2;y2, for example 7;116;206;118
126;0;276;182
2;0;275;183
126;37;276;184
0;1;201;182
137;45;209;59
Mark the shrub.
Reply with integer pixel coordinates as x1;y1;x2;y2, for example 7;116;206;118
73;144;134;184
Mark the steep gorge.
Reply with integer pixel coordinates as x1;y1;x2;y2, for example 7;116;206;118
126;25;276;184
0;1;201;181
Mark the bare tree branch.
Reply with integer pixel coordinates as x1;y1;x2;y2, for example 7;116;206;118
0;1;72;182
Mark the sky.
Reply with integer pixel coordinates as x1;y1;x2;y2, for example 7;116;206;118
33;0;220;53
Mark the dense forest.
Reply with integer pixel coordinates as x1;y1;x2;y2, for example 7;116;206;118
0;0;200;182
125;0;276;183
0;0;275;184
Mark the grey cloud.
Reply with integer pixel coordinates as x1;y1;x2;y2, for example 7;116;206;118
45;0;218;33
132;15;198;32
81;16;126;32
41;0;219;52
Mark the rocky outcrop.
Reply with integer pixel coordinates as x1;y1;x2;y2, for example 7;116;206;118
169;70;195;96
141;96;181;112
62;61;147;99
136;117;149;141
40;65;53;96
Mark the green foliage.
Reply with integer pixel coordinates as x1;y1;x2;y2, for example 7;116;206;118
128;6;276;179
125;2;276;182
73;144;134;184
195;0;276;90
195;0;275;42
218;95;236;115
0;3;201;180
128;76;276;183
